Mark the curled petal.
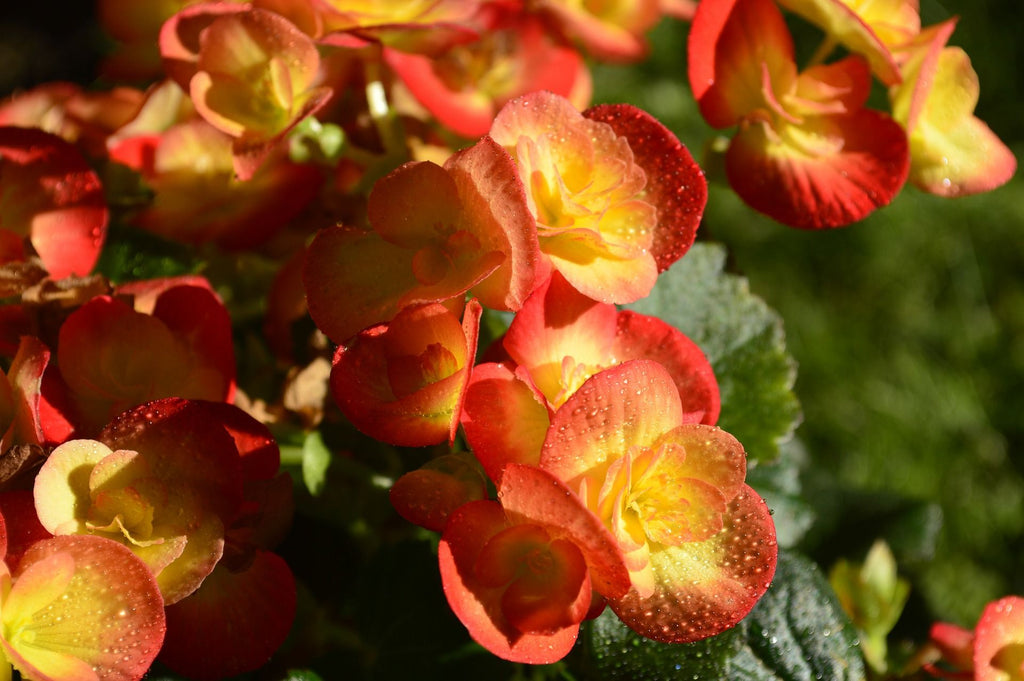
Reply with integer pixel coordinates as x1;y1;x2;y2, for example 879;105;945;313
460;362;551;483
776;0;903;85
498;464;630;599
330;301;481;447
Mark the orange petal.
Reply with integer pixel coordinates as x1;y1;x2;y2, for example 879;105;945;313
2;535;165;681
974;596;1024;681
609;485;777;643
501;271;618;405
389;454;489;532
0;126;107;278
613;311;721;425
498;463;630;599
540;360;684;485
329;301;480;447
460;362;551;484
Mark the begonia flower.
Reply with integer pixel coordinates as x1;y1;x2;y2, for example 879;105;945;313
33;398;246;604
0;126;108;278
488;91;706;303
384;7;591;138
0;534;165;681
538;359;777;642
439;463;630;663
0;82;147;160
529;0;663;62
889;20;1016;197
160;4;332;179
462;272;720;482
925;596;1024;680
155;401;297;681
41;283;235;437
304;136;540;343
314;0;484;55
110;118;322;250
330;300;481;447
688;0;910;229
774;0;917;85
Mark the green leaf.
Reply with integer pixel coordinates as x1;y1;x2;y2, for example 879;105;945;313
579;608;744;680
289;117;346;165
576;551;864;681
626;242;801;463
736;551;866;681
94;222;203;283
280;671;325;681
301;429;333;496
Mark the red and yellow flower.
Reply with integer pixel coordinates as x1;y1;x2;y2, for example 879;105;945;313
538;360;776;642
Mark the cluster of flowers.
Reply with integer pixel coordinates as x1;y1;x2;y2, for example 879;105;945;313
0;271;295;679
688;0;1016;227
0;0;1016;678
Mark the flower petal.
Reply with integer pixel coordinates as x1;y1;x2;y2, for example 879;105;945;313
974;596;1024;681
460;362;551;484
688;0;796;127
892;27;1016;197
439;500;583;664
540;360;684;484
158;551;296;681
725;109;909;229
2;535;165;681
608;485;777;643
583;104;706;272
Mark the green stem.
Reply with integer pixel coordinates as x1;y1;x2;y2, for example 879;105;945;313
807;35;839;68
